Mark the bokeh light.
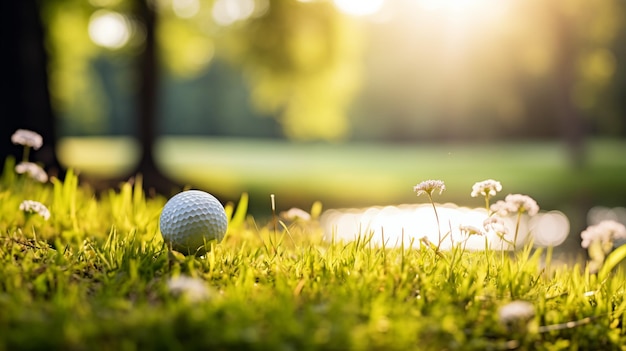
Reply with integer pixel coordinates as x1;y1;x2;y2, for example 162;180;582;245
172;0;200;19
529;211;570;247
333;0;385;16
88;10;131;49
321;204;570;250
419;0;500;13
212;0;255;26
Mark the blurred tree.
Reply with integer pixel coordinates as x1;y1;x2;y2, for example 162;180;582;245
155;0;362;140
129;0;182;194
40;0;105;135
0;0;63;177
10;0;625;187
38;0;180;193
550;1;586;167
29;0;363;191
217;0;362;140
350;0;624;153
544;0;624;167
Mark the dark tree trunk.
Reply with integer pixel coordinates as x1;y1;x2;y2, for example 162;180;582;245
0;0;63;178
128;0;181;195
552;5;587;168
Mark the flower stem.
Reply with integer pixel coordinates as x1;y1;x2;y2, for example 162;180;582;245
484;195;490;214
513;211;522;249
428;194;442;249
22;146;30;162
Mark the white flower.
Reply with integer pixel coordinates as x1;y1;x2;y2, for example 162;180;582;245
459;225;484;236
491;194;539;216
19;200;51;220
490;200;515;216
483;217;508;235
499;300;535;328
11;129;43;150
471;179;502;198
167;276;211;302
15;162;48;183
413;180;446;197
280;208;311;221
580;220;626;249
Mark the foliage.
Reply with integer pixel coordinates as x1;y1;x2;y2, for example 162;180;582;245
39;0;362;141
40;0;626;141
351;0;626;140
219;0;362;140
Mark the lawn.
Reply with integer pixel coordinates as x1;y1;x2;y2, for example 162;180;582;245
58;136;626;254
58;137;626;215
3;133;626;350
2;161;626;350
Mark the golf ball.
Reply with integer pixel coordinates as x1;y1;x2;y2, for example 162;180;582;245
159;190;228;254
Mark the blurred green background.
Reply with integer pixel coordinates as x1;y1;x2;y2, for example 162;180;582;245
47;0;626;142
4;0;626;243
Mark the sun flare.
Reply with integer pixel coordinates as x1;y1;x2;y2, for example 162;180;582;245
417;0;511;21
333;0;385;16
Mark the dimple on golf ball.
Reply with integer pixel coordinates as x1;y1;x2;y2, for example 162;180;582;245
159;190;228;254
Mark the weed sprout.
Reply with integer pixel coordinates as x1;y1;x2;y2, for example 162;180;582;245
19;200;51;221
413;179;446;249
490;194;539;248
15;161;48;183
11;129;43;162
471;179;502;212
581;220;626;272
11;129;48;183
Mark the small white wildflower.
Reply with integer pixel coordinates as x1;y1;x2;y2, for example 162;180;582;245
499;300;535;330
459;225;484;236
15;162;48;183
506;194;540;216
491;194;539;216
483;217;508;235
167;276;211;302
11;129;43;150
19;200;51;220
280;208;311;221
490;200;516;217
580;220;626;249
413;179;446;197
471;179;502;198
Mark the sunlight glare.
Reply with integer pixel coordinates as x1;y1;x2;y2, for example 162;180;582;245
173;0;200;18
421;0;487;12
333;0;385;16
212;0;255;26
321;204;569;250
529;211;569;247
418;0;508;20
88;10;131;49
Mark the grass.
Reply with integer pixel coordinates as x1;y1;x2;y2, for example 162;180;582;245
2;155;626;350
58;137;626;215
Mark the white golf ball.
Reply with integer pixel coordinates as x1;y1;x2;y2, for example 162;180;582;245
159;190;228;254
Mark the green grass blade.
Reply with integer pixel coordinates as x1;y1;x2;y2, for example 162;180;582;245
598;244;626;281
229;192;248;230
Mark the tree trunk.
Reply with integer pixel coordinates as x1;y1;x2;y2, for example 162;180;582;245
129;0;180;195
0;0;63;178
552;4;587;168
